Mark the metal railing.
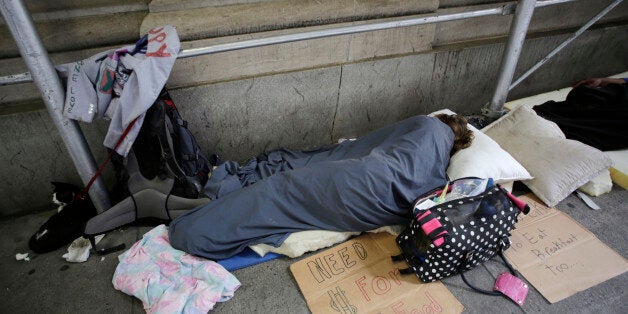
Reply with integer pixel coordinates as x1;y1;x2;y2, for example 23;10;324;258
1;0;581;86
0;0;110;212
0;0;620;212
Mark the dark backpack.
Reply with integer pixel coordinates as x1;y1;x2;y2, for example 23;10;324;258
84;89;214;254
132;89;211;199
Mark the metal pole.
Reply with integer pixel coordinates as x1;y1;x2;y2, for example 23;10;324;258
484;0;537;118
536;0;581;7
510;0;623;90
179;6;517;58
0;0;110;213
0;71;31;85
179;0;577;58
0;0;581;85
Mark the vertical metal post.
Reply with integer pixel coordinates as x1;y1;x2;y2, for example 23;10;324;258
0;0;110;212
483;0;537;118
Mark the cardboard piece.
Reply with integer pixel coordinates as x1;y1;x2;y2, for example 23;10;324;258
504;194;628;303
290;232;464;314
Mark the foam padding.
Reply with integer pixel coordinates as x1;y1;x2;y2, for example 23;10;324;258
609;168;628;189
605;149;628;189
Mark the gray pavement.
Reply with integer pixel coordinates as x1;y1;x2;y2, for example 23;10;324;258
1;185;626;313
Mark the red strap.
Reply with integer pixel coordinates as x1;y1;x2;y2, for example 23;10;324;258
503;189;530;214
163;98;176;109
75;117;140;202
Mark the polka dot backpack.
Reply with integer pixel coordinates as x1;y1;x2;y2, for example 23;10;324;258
393;177;530;303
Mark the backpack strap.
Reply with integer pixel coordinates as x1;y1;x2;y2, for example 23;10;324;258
502;188;530;214
168;108;202;165
416;210;449;247
398;267;416;275
87;235;126;255
459;239;518;296
391;254;405;262
75;116;140;203
156;104;188;182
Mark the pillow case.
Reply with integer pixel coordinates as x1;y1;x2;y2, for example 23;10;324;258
483;105;613;207
429;109;532;183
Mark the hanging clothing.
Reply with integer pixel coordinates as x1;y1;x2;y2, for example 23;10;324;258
57;25;180;156
113;225;240;313
533;83;628;151
169;115;454;259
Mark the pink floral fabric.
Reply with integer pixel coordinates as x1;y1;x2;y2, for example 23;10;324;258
113;225;240;313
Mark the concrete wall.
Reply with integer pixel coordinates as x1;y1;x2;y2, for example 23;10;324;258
1;0;627;216
168;25;628;164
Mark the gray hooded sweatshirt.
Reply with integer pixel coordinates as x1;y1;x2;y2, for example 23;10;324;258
58;25;180;156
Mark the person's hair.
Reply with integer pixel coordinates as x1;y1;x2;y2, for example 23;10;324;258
435;114;474;156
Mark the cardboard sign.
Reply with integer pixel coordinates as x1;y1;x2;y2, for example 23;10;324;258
504;194;628;303
290;232;464;314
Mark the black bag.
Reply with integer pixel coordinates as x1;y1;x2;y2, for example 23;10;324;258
393;177;529;286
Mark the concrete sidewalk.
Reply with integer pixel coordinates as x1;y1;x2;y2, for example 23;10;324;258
1;186;626;313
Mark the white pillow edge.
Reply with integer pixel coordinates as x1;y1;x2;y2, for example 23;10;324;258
523;163;611;207
249;226;403;258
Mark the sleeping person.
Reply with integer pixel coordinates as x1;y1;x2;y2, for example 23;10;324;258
169;114;473;259
533;76;628;151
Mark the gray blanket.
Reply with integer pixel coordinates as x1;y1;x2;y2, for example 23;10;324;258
169;115;453;259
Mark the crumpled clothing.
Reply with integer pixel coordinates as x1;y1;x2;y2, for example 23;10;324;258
112;225;240;313
204;145;341;199
57;25;180;156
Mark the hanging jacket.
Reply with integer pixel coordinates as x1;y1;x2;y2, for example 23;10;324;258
57;25;180;156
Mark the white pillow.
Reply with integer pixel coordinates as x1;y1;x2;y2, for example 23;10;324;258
430;109;532;183
483;106;613;207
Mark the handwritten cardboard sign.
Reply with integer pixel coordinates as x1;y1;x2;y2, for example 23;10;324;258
290;232;463;314
504;194;627;303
